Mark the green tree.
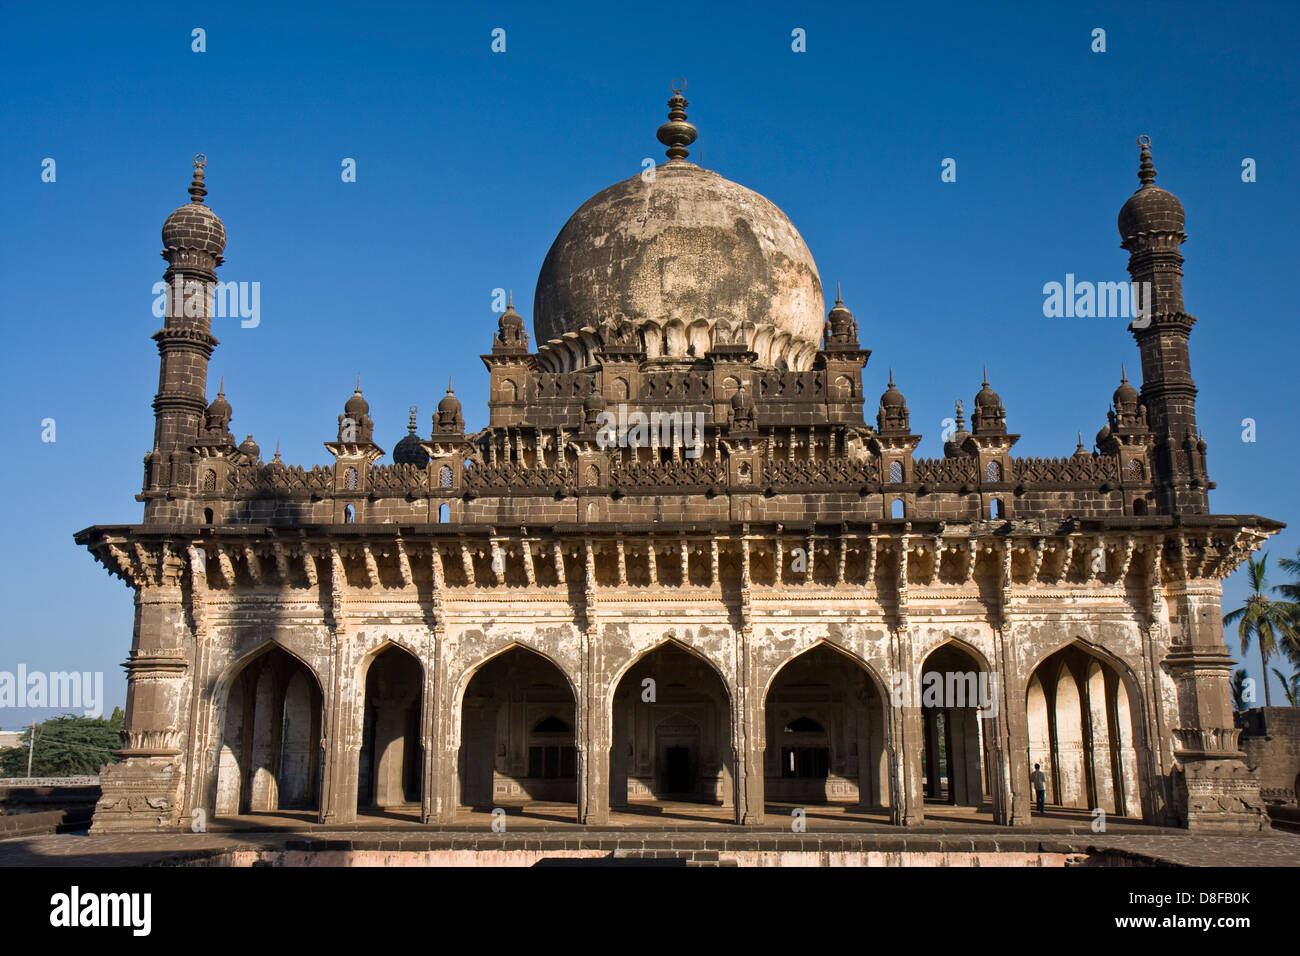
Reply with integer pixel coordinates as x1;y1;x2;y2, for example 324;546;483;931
1271;667;1300;708
1223;555;1299;708
1274;549;1300;666
0;712;123;777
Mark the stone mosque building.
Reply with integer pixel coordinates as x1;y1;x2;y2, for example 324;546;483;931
77;89;1281;834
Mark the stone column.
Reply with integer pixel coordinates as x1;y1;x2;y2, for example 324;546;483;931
1163;578;1269;830
991;625;1032;826
92;568;192;833
577;624;611;825
733;626;765;825
890;624;925;826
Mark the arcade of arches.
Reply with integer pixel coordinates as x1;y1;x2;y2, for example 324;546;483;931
209;637;1154;825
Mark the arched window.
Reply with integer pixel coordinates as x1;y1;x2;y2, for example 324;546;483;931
203;508;214;525
438;503;450;523
585;464;600;487
439;465;453;488
888;460;903;483
345;467;359;490
202;469;217;492
991;498;1005;519
1132;498;1148;516
1127;459;1144;479
986;460;1002;482
344;504;355;523
613;378;629;401
890;498;904;519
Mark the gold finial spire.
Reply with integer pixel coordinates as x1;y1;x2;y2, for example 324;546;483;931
189;154;208;204
657;80;698;162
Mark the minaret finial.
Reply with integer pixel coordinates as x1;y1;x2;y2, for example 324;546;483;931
887;367;895;387
836;281;843;305
355;373;361;393
1137;135;1157;187
955;399;965;426
507;288;513;309
408;405;418;433
1121;363;1128;383
189;154;208;204
982;365;989;387
217;376;224;396
657;80;698;162
447;374;454;394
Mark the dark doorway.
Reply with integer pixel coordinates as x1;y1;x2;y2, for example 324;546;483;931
665;746;691;793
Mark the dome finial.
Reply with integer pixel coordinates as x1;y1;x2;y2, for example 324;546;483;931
355;373;361;393
1137;135;1157;187
189;154;208;204
835;281;843;306
1121;363;1128;383
982;365;989;388
217;376;224;396
507;288;513;309
657;81;698;162
408;405;418;433
888;367;895;387
955;398;965;427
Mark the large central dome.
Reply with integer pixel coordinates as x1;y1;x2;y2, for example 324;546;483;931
532;91;824;371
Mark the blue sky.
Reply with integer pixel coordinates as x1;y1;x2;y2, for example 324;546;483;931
1;0;1298;724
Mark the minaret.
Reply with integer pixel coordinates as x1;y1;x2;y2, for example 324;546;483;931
1118;136;1208;514
146;154;227;521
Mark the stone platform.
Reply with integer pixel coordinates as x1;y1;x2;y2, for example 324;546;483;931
4;801;1298;867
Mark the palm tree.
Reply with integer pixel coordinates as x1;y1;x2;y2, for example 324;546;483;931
1222;555;1299;708
1271;667;1300;708
1273;549;1300;665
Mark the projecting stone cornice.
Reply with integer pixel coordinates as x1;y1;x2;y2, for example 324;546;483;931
74;514;1281;594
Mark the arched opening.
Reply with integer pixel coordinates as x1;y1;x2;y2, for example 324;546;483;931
203;508;214;524
459;647;577;812
986;460;1002;482
438;502;450;523
990;498;1005;519
920;643;992;810
1025;643;1145;818
439;465;453;488
890;498;904;519
611;642;733;819
888;460;903;483
344;504;355;523
214;646;322;818
764;644;889;811
1132;498;1148;516
358;645;423;811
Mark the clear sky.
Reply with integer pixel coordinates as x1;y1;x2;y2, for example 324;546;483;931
1;0;1298;725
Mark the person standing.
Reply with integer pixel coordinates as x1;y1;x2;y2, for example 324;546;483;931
1030;763;1047;814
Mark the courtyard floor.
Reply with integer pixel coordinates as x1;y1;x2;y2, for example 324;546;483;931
2;799;1298;866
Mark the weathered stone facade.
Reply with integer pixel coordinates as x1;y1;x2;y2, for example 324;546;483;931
76;98;1281;834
